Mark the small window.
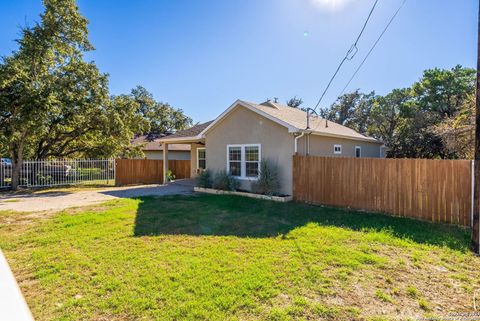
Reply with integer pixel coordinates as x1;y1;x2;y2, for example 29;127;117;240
228;146;242;177
355;146;361;158
197;148;206;169
334;144;342;155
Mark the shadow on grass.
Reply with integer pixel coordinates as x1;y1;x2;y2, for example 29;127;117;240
133;194;471;252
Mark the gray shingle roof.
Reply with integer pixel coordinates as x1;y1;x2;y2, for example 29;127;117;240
132;135;191;151
161;120;214;140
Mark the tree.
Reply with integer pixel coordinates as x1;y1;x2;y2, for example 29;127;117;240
368;89;410;155
286;96;304;108
433;93;475;159
131;86;192;134
386;66;475;158
0;0;148;189
320;90;375;134
412;65;475;118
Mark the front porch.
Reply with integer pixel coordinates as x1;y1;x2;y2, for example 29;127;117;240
160;138;205;184
158;121;212;184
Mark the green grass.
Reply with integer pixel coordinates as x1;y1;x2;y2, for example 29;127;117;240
406;286;418;298
375;290;395;304
0;194;478;321
1;199;20;203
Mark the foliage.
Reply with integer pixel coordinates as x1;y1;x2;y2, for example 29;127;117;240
251;159;281;196
131;86;192;134
196;169;212;188
320;90;376;134
0;195;476;320
212;170;239;191
432;93;475;159
166;170;175;182
286;96;304;108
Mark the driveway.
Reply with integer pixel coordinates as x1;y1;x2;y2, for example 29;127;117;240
0;179;195;213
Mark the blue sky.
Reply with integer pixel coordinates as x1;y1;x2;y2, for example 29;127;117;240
0;0;477;123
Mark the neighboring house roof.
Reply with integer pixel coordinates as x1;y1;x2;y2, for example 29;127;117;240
162;121;214;140
132;135;191;151
160;99;381;143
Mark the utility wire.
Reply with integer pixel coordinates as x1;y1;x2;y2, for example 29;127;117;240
338;0;407;97
313;0;379;112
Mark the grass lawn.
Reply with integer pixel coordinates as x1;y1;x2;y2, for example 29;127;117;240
0;194;478;321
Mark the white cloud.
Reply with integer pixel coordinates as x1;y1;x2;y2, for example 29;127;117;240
310;0;355;11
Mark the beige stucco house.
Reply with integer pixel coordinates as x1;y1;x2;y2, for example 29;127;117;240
159;99;384;195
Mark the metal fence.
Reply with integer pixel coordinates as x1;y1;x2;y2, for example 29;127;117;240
0;159;115;189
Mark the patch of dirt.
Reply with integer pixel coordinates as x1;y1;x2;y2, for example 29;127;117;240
327;246;480;320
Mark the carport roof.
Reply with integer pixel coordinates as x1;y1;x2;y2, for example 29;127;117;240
159;121;212;143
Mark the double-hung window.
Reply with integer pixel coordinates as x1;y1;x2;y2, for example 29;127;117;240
227;144;260;179
197;148;206;170
228;146;242;176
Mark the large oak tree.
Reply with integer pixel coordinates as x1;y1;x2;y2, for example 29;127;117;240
0;0;148;189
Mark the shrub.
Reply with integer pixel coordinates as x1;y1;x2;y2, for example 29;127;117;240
166;170;175;182
212;170;239;191
196;170;212;188
252;159;281;196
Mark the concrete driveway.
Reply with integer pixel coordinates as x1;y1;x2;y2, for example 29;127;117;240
0;179;195;213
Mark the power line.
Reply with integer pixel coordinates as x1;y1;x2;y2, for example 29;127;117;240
339;0;407;97
313;0;379;112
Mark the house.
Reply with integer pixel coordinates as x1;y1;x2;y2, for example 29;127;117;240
132;134;191;160
159;99;384;195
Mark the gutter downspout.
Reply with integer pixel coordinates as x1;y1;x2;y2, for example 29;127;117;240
294;132;305;154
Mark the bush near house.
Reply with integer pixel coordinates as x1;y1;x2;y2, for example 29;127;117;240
252;159;281;196
196;170;212;188
212;170;239;191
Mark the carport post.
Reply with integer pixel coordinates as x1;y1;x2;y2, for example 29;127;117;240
163;143;169;184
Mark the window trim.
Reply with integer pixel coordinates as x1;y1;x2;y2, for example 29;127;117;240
197;147;206;170
226;144;261;180
334;144;342;155
355;146;361;158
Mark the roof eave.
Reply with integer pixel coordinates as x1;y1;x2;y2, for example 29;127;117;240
158;136;204;144
305;130;382;144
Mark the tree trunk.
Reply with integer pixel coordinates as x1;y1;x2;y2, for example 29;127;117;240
11;159;22;191
10;142;25;191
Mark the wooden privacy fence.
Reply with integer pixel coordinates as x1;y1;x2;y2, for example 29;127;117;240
293;155;473;227
115;159;190;185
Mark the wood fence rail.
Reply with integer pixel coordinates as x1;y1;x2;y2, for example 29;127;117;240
115;159;190;186
293;155;473;227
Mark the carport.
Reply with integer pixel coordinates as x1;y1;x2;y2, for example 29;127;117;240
159;121;212;183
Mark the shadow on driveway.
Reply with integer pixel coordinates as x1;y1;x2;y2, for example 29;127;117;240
0;191;73;200
99;179;196;199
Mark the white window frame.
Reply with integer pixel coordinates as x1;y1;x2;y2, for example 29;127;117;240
226;144;261;180
197;147;206;170
355;146;361;158
334;144;342;155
